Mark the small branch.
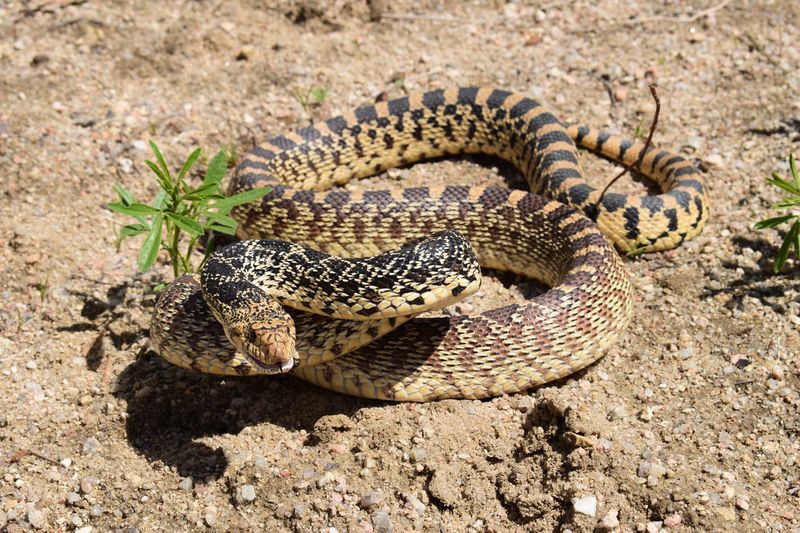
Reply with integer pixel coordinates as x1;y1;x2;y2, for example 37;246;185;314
741;32;785;71
381;13;469;22
578;0;735;32
597;84;661;204
9;448;63;468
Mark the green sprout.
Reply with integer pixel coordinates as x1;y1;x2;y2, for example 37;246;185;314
754;153;800;273
290;86;330;113
108;141;270;279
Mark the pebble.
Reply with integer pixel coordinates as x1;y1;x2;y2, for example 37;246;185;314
735;495;750;510
317;472;336;488
572;495;597;516
646;520;663;533
716;507;736;521
664;513;682;527
608;406;627;420
132;140;147;151
235;484;256;504
80;477;97;493
82;437;100;454
67;491;82;504
705;153;724;167
204;505;218;526
237;45;254;60
360;489;383;509
598;509;620;530
409;447;426;463
27;508;47;530
178;477;193;491
118;158;133;173
405;494;425;517
371;509;393;533
76;527;93;533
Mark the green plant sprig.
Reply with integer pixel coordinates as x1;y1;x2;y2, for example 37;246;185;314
755;153;800;273
290;86;330;114
108;141;271;278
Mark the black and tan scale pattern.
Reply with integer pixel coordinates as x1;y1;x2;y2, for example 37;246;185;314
151;87;707;401
201;230;481;322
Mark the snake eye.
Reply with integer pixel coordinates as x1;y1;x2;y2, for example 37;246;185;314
248;329;258;343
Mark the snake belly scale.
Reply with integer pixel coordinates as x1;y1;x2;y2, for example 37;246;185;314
150;87;708;401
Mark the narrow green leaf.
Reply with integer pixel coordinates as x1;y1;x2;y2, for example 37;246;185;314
166;212;204;237
766;174;800;195
210;186;272;213
183;182;222;201
113;183;135;206
204;212;238;229
153;282;167;294
791;153;800;191
754;214;795;229
149;141;173;184
795;220;800;259
771;197;800;210
152;188;168;210
177;148;202;182
107;202;161;217
774;220;799;273
119;223;149;239
145;160;173;193
203;150;228;186
138;214;163;271
208;223;238;235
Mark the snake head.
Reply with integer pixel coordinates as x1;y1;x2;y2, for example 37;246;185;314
225;305;297;374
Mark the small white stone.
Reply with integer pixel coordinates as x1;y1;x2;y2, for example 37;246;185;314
572;495;597;516
178;477;193;491
118;158;133;173
598;508;620;530
235;484;256;503
646;521;663;533
317;472;336;488
27;508;47;529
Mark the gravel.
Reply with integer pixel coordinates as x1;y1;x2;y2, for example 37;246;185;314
359;489;383;509
234;484;256;504
572;495;597;517
26;508;46;530
371;509;394;533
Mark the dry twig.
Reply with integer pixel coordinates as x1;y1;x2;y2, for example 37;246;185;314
597;84;661;204
580;0;735;32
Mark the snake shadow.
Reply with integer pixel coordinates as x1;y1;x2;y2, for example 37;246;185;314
114;353;379;479
113;259;585;480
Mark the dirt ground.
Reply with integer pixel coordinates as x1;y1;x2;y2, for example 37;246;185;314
1;0;799;531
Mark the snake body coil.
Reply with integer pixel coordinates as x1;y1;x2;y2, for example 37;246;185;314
151;87;708;401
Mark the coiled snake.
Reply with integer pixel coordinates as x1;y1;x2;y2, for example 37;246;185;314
150;87;708;401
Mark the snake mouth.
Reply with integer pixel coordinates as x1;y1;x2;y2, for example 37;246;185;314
242;351;295;374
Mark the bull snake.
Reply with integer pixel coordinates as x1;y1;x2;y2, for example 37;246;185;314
150;87;708;401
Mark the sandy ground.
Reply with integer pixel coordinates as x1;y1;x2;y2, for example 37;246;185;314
1;0;799;531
